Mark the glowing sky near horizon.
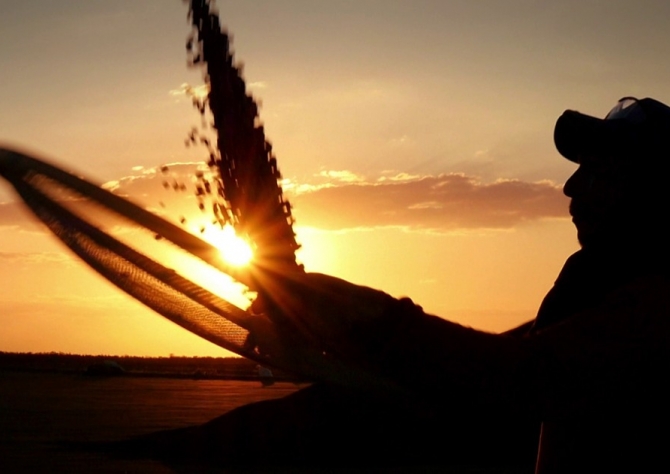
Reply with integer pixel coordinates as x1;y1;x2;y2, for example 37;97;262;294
2;0;670;356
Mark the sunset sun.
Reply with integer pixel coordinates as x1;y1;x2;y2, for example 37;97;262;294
209;225;254;267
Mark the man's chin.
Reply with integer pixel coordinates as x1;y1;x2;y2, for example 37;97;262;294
573;221;597;249
575;224;639;251
576;231;590;249
574;220;614;249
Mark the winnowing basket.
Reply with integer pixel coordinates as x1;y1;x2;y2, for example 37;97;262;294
0;146;262;362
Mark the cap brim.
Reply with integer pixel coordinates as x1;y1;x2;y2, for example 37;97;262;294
554;110;624;163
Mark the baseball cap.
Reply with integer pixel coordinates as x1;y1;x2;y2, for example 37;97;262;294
554;97;670;163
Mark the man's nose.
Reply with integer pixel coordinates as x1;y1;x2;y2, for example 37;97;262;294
563;169;578;198
563;167;588;198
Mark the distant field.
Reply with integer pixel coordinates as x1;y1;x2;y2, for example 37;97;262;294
0;351;292;380
0;371;300;472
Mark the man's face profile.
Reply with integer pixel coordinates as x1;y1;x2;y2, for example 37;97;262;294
563;152;627;248
556;97;670;250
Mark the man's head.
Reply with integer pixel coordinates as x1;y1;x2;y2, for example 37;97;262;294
554;97;670;249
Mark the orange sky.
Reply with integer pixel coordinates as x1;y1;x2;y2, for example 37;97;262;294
2;0;670;356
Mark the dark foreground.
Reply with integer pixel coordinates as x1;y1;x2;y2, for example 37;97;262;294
0;371;299;473
0;371;533;473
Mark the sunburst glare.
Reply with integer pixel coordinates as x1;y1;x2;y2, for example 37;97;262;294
207;225;254;267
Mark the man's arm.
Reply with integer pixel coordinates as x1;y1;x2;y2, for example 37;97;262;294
367;275;670;409
252;273;670;415
503;319;535;337
253;273;538;412
352;297;538;414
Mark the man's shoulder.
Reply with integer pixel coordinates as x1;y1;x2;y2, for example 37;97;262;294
603;274;670;314
535;273;670;362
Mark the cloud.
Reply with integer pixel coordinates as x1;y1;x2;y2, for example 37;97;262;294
0;251;72;265
109;165;566;234
289;173;568;231
102;162;205;194
389;135;412;147
0;202;45;230
1;164;569;235
317;170;364;183
0;162;211;236
378;171;422;182
248;81;267;90
169;83;209;100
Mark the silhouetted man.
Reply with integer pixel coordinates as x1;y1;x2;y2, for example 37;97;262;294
524;96;670;472
136;97;670;473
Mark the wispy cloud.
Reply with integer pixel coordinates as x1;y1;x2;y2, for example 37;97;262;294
289;174;568;232
168;83;209;100
0;202;44;230
317;170;365;183
378;171;422;182
102;162;205;194
0;251;72;265
248;81;267;90
0;166;569;235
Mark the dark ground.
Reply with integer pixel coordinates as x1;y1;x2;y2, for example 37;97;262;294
0;370;299;473
0;359;532;473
